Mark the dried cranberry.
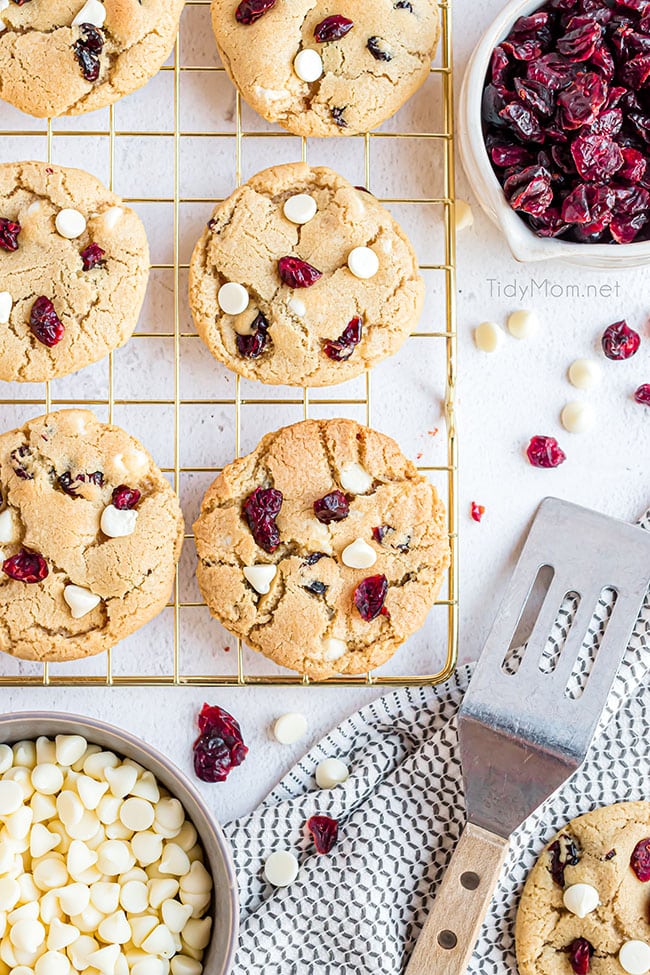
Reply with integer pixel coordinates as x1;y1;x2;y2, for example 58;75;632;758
558;73;607;129
331;106;348;127
278;256;322;288
561;182;614;229
491;45;512;86
57;472;82;498
243;487;283;553
502;12;551;60
489;140;535;168
307;815;339;854
29;297;64;348
3;549;48;584
634;383;650;404
193;704;248;783
313;490;349;524
504;166;554;215
471;502;485;522
80;243;105;270
557;18;602;59
601;319;640;359
568;938;594;975
515;78;555;116
354;574;389;621
499;101;547;142
303;580;327;596
314;15;353;41
527;435;567;468
236;312;270;359
235;0;275;23
0;218;21;251
10;445;33;480
302;552;327;566
620;146;646;181
372;525;391;543
74;24;105;82
323;317;363;361
112;485;141;510
622;52;650;87
367;36;393;61
571;133;623;179
604;848;617;860
548;834;580;885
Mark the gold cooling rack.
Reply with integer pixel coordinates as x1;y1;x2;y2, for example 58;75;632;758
0;0;458;687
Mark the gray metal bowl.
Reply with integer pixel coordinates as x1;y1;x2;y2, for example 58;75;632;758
0;711;239;975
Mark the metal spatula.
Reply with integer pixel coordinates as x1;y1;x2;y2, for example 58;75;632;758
406;497;650;975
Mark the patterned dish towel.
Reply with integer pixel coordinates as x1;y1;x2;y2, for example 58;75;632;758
224;509;650;975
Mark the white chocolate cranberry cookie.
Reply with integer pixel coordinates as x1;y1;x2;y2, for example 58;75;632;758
0;161;149;383
193;418;449;679
189;163;424;388
0;409;184;662
516;801;650;975
0;0;185;118
210;0;440;136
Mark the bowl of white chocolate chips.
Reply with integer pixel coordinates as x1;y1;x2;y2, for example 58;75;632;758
0;713;239;975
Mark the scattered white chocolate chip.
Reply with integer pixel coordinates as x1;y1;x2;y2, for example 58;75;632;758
563;883;599;918
342;538;377;570
264;851;299;888
0;292;12;325
323;637;346;661
455;199;474;232
103;206;123;230
293;49;323;82
72;0;106;27
507;309;539;339
561;401;594;434
347;246;380;280
0;508;14;544
283;194;317;225
315;757;349;789
55;208;87;240
568;357;601;390
218;282;249;316
243;564;277;595
340;462;372;495
474;321;503;353
64;584;101;619
273;713;307;745
619;940;650;975
100;504;138;538
288;296;306;317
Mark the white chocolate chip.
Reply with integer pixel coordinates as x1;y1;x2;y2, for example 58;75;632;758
87;944;121;975
148;878;178;910
120;797;155;832
103;206;123;230
30;824;61;859
264;851;299;888
162;899;193;934
293;49;323;82
563;883;599;918
0;780;23;816
0;0;8;32
0;292;12;325
568;357;601;390
455;199;474;232
218;282;249;316
98;910;131;945
132;830;163;867
288;297;306;317
35;951;70;975
77;774;108;810
340;462;372;495
323;637;346;661
619;940;650;975
55;208;87;240
0;508;14;544
31;763;63;796
347;246;379;280
341;538;377;570
104;764;138;799
55;735;87;768
100;505;137;538
243;564;277;595
283;194;317;225
507;309;539;339
120;880;148;914
47;918;80;951
474;321;503;353
57;883;90;916
561;401;594;434
0;743;11;773
142;923;177;957
10;919;45;951
179;860;211;895
72;0;106;27
272;713;307;745
57;790;84;827
90;881;119;914
67;840;98;878
63;584;101;620
159;844;190;877
97;839;133;876
171;958;202;975
315;757;349;789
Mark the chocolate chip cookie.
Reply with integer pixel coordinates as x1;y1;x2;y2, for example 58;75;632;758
193;418;450;679
516;801;650;975
211;0;440;136
0;161;149;383
189;163;424;387
0;0;185;118
0;409;184;662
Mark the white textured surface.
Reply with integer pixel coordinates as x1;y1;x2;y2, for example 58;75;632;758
0;1;648;830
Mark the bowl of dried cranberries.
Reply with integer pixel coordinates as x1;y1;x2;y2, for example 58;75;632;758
459;0;650;266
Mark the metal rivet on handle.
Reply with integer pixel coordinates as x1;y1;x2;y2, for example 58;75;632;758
437;930;458;950
460;871;480;890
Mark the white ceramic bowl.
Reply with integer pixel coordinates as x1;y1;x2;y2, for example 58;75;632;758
0;712;239;975
459;0;650;268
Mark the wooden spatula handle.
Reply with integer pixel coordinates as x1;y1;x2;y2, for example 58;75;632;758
405;823;509;975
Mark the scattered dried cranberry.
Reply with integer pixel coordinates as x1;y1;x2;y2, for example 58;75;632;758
568;938;594;975
313;491;349;524
630;838;650;880
372;525;391;543
527;436;567;469
601;320;640;359
29;297;64;348
10;445;33;480
236;312;270;359
193;704;248;783
235;0;276;24
307;815;339;854
74;24;105;82
58;470;104;497
367;36;393;61
548;834;580;886
634;383;650;405
323;317;363;361
112;485;141;510
80;243;105;270
354;574;389;622
0;218;21;251
278;256;322;289
471;502;485;522
243;487;283;553
314;15;353;41
302;552;327;566
3;549;48;584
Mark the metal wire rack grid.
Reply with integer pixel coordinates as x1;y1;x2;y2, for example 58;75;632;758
0;0;458;687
